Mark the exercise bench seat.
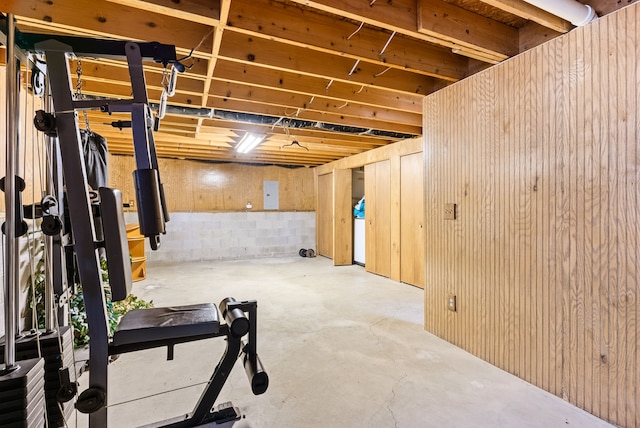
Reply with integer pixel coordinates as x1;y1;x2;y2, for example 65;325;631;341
95;187;267;426
112;303;220;347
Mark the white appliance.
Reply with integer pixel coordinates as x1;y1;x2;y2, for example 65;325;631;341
353;218;365;265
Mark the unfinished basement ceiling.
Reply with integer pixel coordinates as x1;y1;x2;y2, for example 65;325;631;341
1;0;633;167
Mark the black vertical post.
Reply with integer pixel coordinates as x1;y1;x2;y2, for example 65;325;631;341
36;40;110;428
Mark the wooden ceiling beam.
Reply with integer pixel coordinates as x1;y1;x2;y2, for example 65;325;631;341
6;0;214;56
199;126;388;147
194;0;230;137
253;151;356;162
189;128;239;137
12;19;207;60
207;138;382;153
104;0;221;27
417;0;518;60
104;137;234;148
207;98;422;135
476;0;572;33
101;125;379;156
212;60;422;114
207;81;422;126
90;126;235;147
73;60;205;95
86;110;202;129
77;75;422;135
70;56;210;89
201;0;231;107
218;32;435;95
81;55;210;79
73;78;204;107
289;0;513;61
107;138;360;158
110;145;333;166
220;153;347;165
226;0;467;82
518;21;562;52
198;133;379;152
85;113;200;131
195;137;365;156
198;122;391;147
83;94;414;148
108;146;343;166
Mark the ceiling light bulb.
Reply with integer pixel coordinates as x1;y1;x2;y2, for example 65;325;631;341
236;133;266;153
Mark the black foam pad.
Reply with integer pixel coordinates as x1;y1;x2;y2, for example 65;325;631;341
112;304;220;346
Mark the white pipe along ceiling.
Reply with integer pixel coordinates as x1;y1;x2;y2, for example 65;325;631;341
522;0;597;26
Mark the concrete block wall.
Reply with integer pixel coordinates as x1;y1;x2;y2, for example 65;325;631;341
0;211;314;335
125;211;316;264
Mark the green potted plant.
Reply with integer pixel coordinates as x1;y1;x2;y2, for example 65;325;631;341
25;233;152;347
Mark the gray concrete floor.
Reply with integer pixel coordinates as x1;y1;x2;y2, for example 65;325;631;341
73;257;613;427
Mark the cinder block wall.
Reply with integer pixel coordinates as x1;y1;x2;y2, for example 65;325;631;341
125;211;316;264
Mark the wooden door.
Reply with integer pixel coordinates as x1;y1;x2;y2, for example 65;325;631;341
364;160;391;277
317;173;333;258
333;169;353;265
375;160;391;277
364;163;376;273
400;153;425;288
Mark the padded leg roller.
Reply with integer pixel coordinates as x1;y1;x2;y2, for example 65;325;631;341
219;298;250;338
219;298;269;397
242;347;269;395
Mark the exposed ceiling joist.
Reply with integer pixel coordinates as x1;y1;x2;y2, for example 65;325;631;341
226;0;468;81
105;0;221;26
289;0;512;62
3;0;627;166
417;0;518;62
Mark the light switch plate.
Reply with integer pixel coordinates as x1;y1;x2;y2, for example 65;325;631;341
444;203;457;220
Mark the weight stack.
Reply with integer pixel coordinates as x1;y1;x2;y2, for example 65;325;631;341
0;357;46;428
0;326;75;427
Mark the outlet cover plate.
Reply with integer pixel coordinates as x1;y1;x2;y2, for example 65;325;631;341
447;294;457;312
444;203;457;220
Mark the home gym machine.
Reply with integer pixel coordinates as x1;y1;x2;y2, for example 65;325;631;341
1;13;268;427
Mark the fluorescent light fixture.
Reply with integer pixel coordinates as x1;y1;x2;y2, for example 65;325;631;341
236;133;266;153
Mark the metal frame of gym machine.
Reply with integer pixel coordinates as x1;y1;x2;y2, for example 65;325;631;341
1;13;76;426
1;13;49;428
2;15;268;428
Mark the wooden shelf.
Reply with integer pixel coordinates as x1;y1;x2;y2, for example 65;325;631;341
130;258;146;283
126;224;146;282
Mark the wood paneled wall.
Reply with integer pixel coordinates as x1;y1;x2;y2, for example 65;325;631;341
423;5;639;427
315;137;422;280
109;155;315;212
